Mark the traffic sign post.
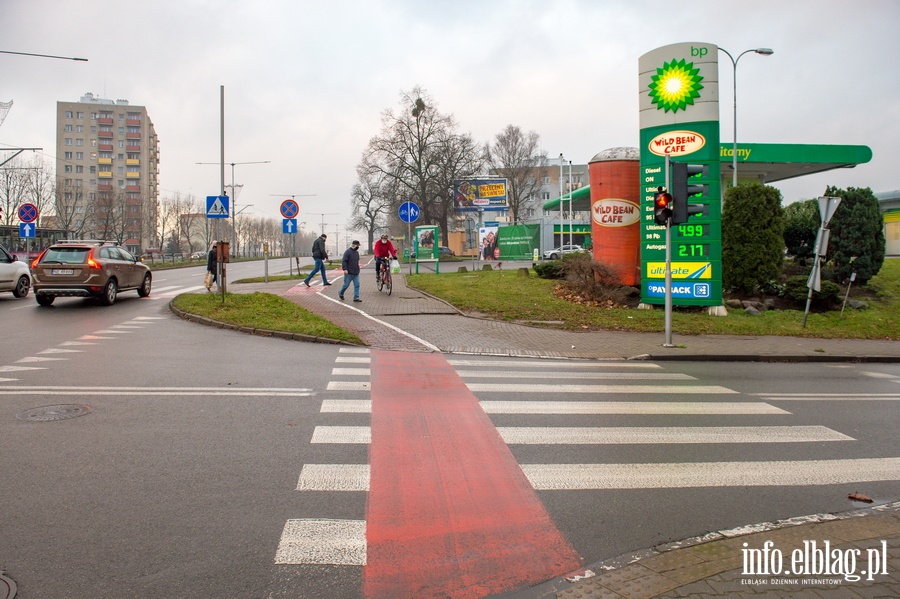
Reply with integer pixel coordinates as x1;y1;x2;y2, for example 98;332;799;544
399;201;420;275
19;223;35;238
18;203;38;223
280;199;299;219
283;219;298;234
206;195;230;218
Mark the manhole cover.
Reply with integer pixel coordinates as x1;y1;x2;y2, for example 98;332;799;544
16;404;92;422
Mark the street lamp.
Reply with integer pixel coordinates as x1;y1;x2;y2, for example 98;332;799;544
717;47;774;190
558;153;564;249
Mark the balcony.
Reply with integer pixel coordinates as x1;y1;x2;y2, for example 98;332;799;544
98;131;113;138
126;172;140;178
126;145;140;151
98;171;112;178
98;144;113;151
126;184;141;191
98;117;113;125
126;132;141;139
126;158;140;165
98;158;112;165
126;119;141;126
98;184;113;191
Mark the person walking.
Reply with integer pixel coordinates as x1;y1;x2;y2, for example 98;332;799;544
205;244;218;292
304;233;332;287
338;240;362;302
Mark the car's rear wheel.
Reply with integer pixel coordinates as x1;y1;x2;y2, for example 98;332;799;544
13;275;30;298
36;293;54;306
101;279;118;305
138;273;152;297
550;253;559;260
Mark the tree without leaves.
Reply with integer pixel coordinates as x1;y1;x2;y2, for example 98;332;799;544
350;166;395;252
484;125;548;224
362;87;481;245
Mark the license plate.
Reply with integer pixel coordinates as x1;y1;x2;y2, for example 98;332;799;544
51;269;75;275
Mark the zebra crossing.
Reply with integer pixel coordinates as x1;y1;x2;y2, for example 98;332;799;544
275;350;900;575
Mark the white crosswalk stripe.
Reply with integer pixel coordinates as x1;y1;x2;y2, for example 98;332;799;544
281;353;900;567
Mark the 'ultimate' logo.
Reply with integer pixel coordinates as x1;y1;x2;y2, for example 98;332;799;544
648;58;704;113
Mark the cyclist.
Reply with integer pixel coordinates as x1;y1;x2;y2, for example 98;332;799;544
373;234;397;281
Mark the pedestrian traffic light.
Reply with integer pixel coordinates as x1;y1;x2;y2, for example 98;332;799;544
672;162;708;224
653;187;673;226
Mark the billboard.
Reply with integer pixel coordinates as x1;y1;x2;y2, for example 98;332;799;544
453;179;509;212
414;225;439;260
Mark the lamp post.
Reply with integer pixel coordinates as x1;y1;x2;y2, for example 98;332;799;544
197;160;270;257
558;153;565;249
717;47;774;190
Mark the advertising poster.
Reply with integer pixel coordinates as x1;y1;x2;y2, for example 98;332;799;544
453;179;509;212
414;225;439;260
496;224;540;260
478;225;499;261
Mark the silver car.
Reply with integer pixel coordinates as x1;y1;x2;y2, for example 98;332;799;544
542;244;585;260
0;243;31;298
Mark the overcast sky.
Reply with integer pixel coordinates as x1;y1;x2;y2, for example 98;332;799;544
2;0;898;238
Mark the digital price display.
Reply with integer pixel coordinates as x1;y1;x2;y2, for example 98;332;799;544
676;243;710;258
674;223;709;239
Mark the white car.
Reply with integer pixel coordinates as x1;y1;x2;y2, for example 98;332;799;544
0;243;31;298
542;244;585;260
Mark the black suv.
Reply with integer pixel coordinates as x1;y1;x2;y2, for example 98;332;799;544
30;240;152;306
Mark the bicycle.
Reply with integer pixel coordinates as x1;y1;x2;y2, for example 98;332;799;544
376;258;393;295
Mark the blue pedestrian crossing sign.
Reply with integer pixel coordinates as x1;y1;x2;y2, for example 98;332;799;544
19;222;36;238
206;195;230;218
283;219;298;234
398;201;420;223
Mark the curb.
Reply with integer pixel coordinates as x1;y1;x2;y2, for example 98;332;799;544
167;300;364;347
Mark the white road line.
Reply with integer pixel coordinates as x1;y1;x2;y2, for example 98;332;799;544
328;381;370;391
15;357;66;363
38;348;82;354
321;400;371;413
338;348;370;354
79;335;116;340
522;458;900;490
133;316;166;320
479;401;789;415
311;426;371;444
860;371;899;379
274;519;366;565
288;458;900;492
307;425;851;445
328;367;693;380
335;357;371;363
0;365;46;372
296;464;370;491
0;385;313;396
151;285;182;293
59;341;96;346
498;426;853;444
754;393;900;401
92;330;131;334
466;383;737;394
322;294;441;352
447;359;661;369
318;400;787;416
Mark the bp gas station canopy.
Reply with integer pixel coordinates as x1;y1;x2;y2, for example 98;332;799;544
543;143;873;212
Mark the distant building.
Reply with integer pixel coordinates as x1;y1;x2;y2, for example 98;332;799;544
876;190;900;256
56;92;159;254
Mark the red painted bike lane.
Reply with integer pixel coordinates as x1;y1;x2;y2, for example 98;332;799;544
363;350;582;598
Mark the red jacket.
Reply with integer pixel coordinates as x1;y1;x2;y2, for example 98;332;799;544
373;239;396;259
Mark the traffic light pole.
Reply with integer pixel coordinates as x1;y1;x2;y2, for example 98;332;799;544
663;154;674;347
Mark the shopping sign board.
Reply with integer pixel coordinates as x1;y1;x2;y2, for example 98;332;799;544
638;42;722;307
452;179;509;212
414;225;439;260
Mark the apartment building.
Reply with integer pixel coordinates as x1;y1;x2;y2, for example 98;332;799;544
56;92;159;254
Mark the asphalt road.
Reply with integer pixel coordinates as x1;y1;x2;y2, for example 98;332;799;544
0;260;898;598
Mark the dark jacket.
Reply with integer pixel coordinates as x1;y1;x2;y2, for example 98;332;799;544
311;236;328;260
341;246;360;275
207;248;217;273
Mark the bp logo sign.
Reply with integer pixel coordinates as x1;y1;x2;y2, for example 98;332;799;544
648;58;704;113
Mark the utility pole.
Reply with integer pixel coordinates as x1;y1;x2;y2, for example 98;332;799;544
197;160;270;257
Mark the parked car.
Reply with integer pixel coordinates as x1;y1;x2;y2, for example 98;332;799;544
542;244;585;260
30;240;152;306
190;251;206;260
0;243;31;298
438;246;456;256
